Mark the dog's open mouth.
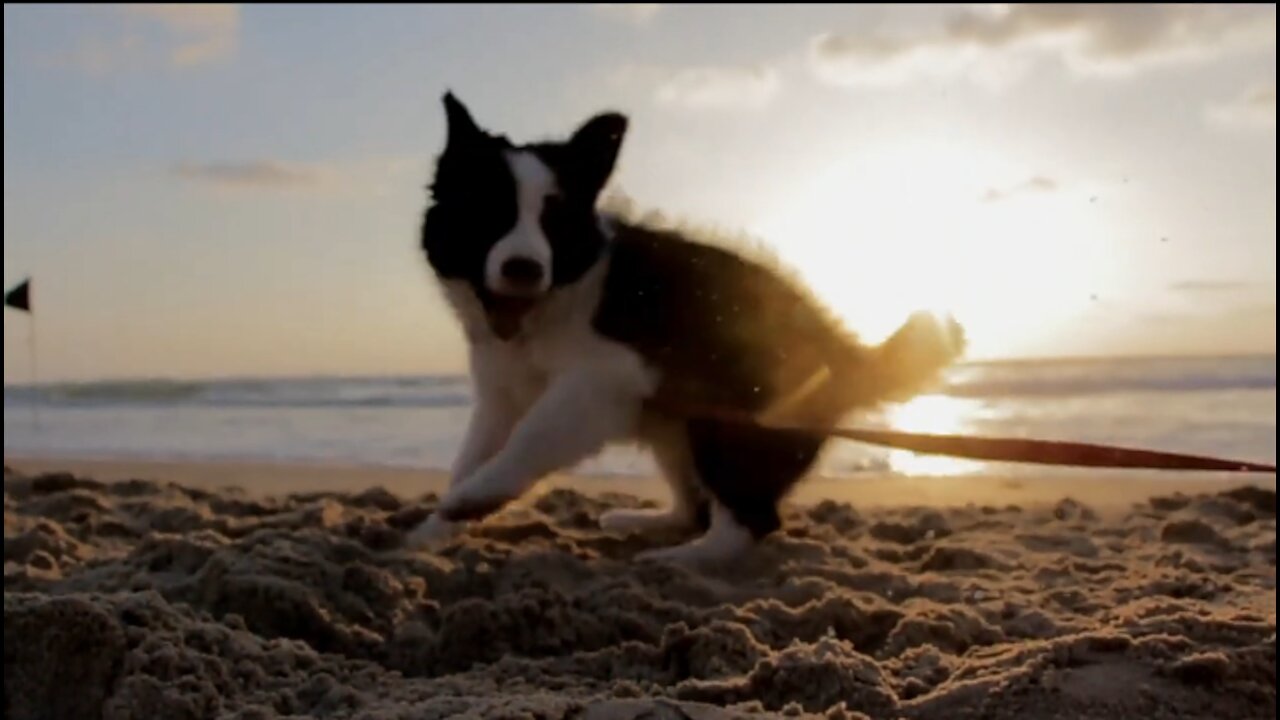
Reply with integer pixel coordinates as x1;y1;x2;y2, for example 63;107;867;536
485;295;539;340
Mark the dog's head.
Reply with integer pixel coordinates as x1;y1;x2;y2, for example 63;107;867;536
421;92;628;339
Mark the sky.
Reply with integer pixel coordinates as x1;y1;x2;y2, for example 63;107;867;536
3;3;1276;383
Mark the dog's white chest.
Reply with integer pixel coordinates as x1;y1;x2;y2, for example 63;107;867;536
441;260;659;413
472;316;638;405
470;339;550;409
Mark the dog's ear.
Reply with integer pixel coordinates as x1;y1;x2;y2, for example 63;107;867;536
443;91;483;147
567;111;628;196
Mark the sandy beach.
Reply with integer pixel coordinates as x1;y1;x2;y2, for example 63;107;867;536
4;457;1275;719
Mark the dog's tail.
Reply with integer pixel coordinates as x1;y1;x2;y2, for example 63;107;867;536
834;311;966;408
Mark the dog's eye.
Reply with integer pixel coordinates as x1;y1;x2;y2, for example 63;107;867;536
540;194;570;234
434;192;518;243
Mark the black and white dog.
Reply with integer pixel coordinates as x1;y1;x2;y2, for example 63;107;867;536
407;93;965;563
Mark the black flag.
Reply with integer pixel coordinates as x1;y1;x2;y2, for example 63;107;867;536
5;278;31;313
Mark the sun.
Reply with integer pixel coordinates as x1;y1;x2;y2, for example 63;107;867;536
750;138;1115;360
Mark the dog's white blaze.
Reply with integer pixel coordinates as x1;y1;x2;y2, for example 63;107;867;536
485;151;556;295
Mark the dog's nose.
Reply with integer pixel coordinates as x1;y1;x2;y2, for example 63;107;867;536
500;257;545;285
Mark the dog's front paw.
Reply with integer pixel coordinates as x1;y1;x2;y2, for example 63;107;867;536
405;513;462;550
436;465;524;522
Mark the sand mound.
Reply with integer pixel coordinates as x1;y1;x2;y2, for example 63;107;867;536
3;468;1275;719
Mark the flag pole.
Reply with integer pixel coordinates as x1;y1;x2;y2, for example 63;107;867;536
29;310;40;429
6;276;38;428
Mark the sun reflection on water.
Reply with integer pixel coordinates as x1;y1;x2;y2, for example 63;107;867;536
884;394;987;476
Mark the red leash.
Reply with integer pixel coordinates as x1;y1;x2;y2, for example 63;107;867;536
654;403;1277;473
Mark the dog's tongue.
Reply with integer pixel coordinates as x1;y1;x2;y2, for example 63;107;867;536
486;296;537;340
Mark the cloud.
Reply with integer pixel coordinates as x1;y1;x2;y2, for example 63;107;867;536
812;4;1275;88
123;4;240;66
173;161;330;189
54;34;146;76
1168;279;1254;294
591;4;662;26
1135;310;1193;324
654;64;781;110
1132;301;1276;355
50;4;239;73
1234;301;1278;318
982;175;1058;202
171;155;421;195
1207;81;1277;130
811;31;1023;89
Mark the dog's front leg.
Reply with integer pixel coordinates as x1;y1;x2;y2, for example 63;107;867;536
449;393;519;487
405;389;522;549
433;368;642;522
450;348;528;486
406;345;525;549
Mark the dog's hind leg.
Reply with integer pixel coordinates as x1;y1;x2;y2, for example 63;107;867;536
636;498;752;564
636;420;824;565
601;418;709;534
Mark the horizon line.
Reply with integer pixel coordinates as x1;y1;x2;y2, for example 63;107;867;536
3;350;1275;389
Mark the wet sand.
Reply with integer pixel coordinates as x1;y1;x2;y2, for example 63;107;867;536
4;458;1276;719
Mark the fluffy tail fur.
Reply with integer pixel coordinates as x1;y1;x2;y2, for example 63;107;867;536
836;312;966;409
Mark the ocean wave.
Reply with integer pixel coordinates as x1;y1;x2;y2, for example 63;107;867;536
3;377;474;410
4;356;1274;409
943;357;1274;398
945;371;1275;398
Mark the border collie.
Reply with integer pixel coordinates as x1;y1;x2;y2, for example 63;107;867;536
407;92;965;563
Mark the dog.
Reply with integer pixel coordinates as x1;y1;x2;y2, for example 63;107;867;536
406;92;965;563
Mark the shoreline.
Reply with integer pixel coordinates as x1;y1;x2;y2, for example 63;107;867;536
3;351;1273;387
6;453;1275;511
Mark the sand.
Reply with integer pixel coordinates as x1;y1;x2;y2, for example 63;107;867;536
3;458;1276;720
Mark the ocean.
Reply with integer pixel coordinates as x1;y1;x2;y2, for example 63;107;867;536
4;355;1275;479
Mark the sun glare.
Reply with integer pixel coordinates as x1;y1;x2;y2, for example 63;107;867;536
752;139;1116;359
883;394;986;476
